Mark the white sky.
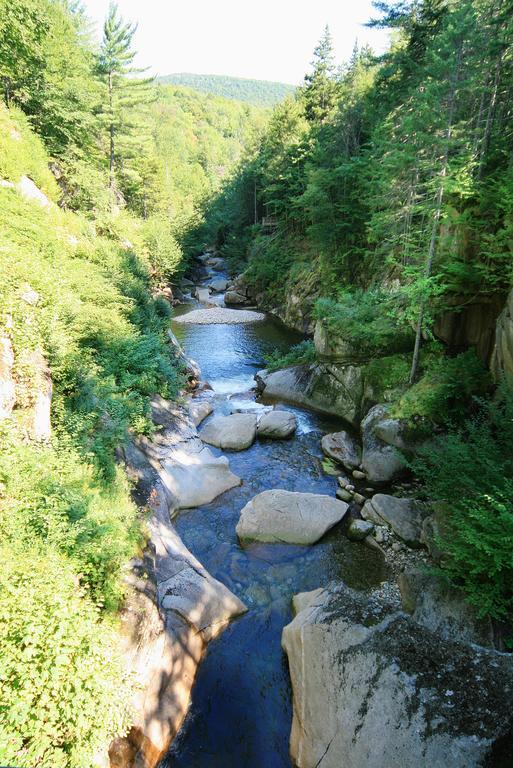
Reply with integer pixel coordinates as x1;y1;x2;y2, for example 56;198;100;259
81;0;390;85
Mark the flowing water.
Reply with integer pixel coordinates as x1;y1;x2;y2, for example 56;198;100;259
163;284;389;768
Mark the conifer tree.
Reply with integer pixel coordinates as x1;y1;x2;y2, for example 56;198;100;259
96;3;154;196
302;25;339;123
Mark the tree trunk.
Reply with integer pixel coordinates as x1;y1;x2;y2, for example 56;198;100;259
108;71;115;194
409;51;461;384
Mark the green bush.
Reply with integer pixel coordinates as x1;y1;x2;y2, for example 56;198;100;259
264;339;317;372
314;289;414;357
0;543;133;768
143;215;184;284
392;349;492;427
412;383;513;620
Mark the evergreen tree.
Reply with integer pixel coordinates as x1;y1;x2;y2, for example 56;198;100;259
96;3;154;197
302;25;339;123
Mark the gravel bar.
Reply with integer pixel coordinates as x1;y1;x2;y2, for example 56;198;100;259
173;307;265;324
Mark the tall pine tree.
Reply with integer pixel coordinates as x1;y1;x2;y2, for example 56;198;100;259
302;25;339;123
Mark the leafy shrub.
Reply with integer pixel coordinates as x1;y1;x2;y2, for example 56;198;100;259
0;543;133;768
244;234;295;301
143;215;184;284
264;340;317;372
314;289;414;357
392;349;491;427
412;383;513;620
364;353;411;392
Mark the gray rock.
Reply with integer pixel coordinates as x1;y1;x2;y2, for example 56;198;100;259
188;399;213;427
321;430;361;470
282;581;513;768
398;567;496;649
257;409;297;439
362;494;429;547
236;489;348;545
194;286;211;303
200;413;257;451
208;278;228;293
361;404;405;483
256;363;365;427
224;290;247;305
336;488;353;502
0;336;15;420
347;519;374;541
352;469;366;480
353;492;366;505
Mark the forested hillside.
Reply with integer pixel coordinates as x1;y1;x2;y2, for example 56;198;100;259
188;6;513;620
0;2;263;764
158;72;296;107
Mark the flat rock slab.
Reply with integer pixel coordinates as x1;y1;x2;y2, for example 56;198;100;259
362;494;428;547
174;308;265;324
200;413;257;451
159;562;247;643
321;430;361;470
236;489;348;545
161;444;241;508
257;409;297;439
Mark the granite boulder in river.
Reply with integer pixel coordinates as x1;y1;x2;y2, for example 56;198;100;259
236;489;348;545
282;581;513;768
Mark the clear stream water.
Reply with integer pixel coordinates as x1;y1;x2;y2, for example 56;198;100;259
162;291;388;768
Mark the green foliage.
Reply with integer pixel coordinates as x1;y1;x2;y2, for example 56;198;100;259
264;340;316;372
314;290;414;356
364;353;411;392
0;540;133;767
158;72;296;107
412;383;513;620
143;215;184;284
392;349;492;427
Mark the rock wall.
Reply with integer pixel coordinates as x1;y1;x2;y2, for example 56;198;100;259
282;582;513;768
491;287;513;382
110;398;246;768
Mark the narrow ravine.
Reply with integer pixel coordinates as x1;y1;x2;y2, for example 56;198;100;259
161;263;389;767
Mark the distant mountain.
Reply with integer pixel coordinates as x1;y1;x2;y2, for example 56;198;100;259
157;73;296;108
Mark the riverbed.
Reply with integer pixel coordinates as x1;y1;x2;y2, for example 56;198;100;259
162;286;388;767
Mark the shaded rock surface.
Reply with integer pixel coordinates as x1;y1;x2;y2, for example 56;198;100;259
257;409;297;438
321;430;361;470
362;494;429;547
188;398;213;427
398;567;497;649
282;581;513;768
224;290;248;306
200;412;257;451
236;489;348;545
361;404;405;482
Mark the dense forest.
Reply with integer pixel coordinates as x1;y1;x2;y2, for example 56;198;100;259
0;1;263;764
189;4;513;619
158;72;296;107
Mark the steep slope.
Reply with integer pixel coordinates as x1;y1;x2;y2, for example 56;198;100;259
158;73;296;107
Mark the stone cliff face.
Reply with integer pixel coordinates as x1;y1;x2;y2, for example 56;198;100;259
491;288;513;382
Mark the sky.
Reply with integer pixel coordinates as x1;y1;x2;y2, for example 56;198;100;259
82;0;390;85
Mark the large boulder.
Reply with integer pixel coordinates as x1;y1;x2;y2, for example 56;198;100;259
314;320;369;363
361;404;405;483
208;278;228;293
256;363;365;427
199;413;257;451
282;581;513;768
224;290;247;306
194;287;211;303
188;399;213;427
492;288;513;383
257;409;297;439
321;430;361;470
236;489;348;545
361;494;428;547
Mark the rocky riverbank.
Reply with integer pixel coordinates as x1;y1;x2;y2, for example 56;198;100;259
113;252;513;767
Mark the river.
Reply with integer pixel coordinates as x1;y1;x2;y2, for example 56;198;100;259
161;279;388;767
